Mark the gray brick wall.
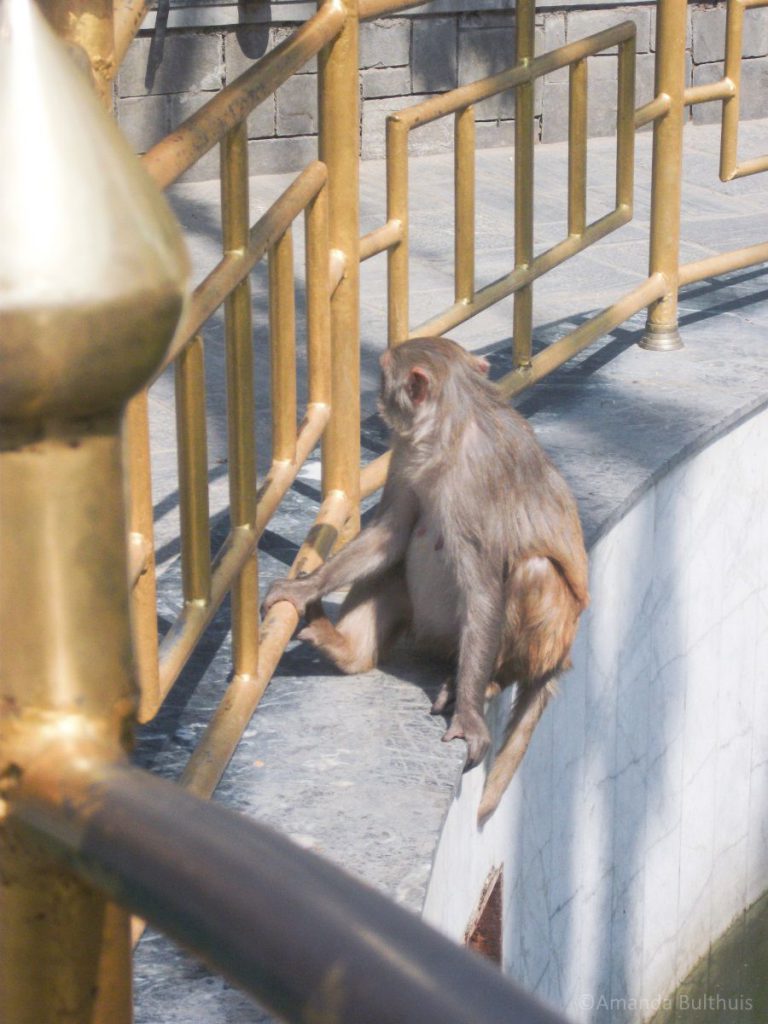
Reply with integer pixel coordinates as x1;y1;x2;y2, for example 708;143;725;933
115;2;768;181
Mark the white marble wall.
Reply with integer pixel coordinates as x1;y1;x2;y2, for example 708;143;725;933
422;404;768;1023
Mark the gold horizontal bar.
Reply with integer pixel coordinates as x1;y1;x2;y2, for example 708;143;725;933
396;22;636;131
684;78;735;106
634;92;671;128
412;205;631;338
127;393;161;723
157;403;329;699
679;241;768;285
745;0;768;9
360;219;403;261
360;451;390;499
142;2;344;189
127;530;151;588
497;274;667;398
179;488;352;799
164;251;242;369
730;153;768;180
112;0;150;75
158;162;328;374
359;0;429;20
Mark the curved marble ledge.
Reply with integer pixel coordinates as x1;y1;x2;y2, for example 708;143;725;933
424;394;768;1024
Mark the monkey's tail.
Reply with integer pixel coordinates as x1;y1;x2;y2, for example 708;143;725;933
477;679;555;823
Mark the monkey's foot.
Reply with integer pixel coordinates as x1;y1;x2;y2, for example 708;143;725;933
297;617;336;647
297;618;375;675
442;709;491;770
430;678;456;715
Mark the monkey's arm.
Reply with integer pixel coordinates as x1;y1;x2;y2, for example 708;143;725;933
442;559;502;768
263;480;418;617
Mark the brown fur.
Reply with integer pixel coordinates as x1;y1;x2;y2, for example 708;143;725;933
263;337;589;821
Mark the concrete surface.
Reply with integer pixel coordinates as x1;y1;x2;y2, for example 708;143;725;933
133;117;768;1022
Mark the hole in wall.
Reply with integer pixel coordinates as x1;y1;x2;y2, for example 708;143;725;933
465;866;503;965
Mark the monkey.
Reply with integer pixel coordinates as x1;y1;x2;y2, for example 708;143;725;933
263;336;589;821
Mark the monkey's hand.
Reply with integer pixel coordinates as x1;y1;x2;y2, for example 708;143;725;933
442;708;491;770
262;576;318;618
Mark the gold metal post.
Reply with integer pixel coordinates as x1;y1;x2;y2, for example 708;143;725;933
176;335;213;606
221;122;260;682
720;0;745;181
616;36;636;212
39;0;164;726
305;183;333;409
568;60;588;237
269;229;299;463
640;0;686;351
0;4;187;1022
387;115;410;345
127;394;162;722
513;0;535;369
41;0;162;727
454;105;476;304
319;0;361;541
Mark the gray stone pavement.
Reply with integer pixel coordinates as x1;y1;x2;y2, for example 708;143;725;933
134;118;768;1022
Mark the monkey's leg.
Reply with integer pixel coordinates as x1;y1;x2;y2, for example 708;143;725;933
476;556;580;822
501;555;581;682
439;557;505;768
298;567;409;675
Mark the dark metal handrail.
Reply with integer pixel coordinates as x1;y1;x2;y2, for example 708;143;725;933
17;755;572;1024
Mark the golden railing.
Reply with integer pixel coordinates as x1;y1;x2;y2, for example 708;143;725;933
385;22;637;373
0;15;570;1022
110;0;768;795
357;0;768;496
3;0;768;1018
120;0;359;812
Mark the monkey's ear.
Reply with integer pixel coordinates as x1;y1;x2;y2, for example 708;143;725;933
472;355;490;376
406;367;430;404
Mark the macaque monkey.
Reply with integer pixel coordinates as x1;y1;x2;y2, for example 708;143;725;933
264;336;589;821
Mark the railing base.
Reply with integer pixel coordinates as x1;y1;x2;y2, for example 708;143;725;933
639;320;684;351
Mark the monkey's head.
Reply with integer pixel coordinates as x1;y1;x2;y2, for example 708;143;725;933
377;336;491;438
